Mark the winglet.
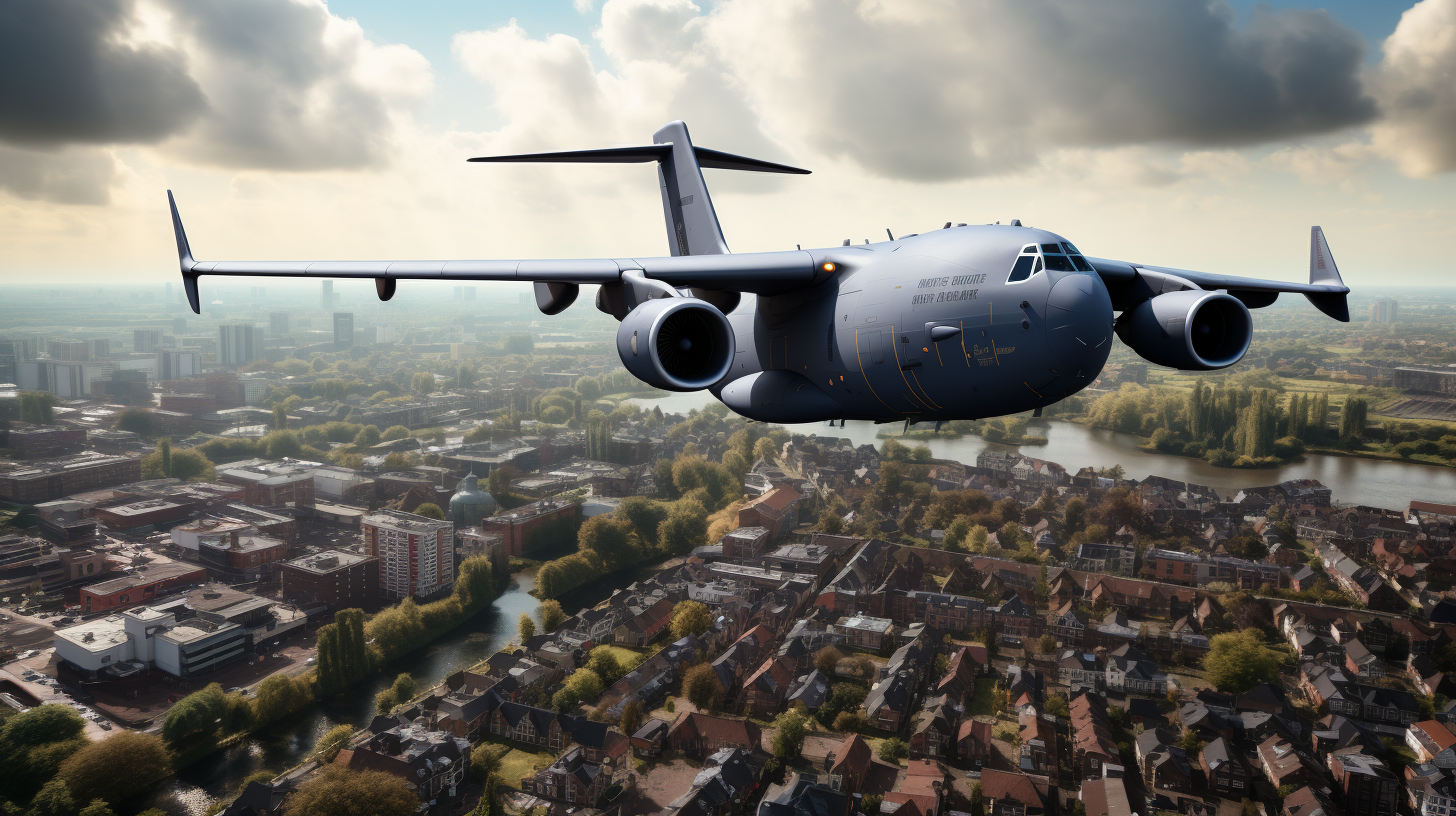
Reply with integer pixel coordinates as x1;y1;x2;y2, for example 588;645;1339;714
1305;225;1350;322
168;190;201;314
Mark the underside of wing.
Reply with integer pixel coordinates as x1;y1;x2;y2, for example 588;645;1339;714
1088;226;1351;322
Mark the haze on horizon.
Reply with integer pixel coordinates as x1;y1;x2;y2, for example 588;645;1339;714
3;0;1456;289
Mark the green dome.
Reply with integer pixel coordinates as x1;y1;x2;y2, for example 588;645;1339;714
449;471;496;527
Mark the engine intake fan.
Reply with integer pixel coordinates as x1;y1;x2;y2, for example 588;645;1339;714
616;298;735;391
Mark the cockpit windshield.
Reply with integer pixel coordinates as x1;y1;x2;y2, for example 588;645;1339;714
1009;240;1092;282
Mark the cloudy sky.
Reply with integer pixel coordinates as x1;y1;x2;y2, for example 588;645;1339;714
2;0;1455;288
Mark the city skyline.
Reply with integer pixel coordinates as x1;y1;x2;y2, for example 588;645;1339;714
1;0;1456;288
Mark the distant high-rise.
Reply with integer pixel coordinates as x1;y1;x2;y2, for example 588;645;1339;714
322;281;334;311
218;324;263;366
156;349;202;380
464;286;476;301
333;313;354;347
18;361;107;398
269;312;291;337
47;340;89;361
375;326;399;344
88;339;110;359
134;329;161;353
172;317;188;334
1371;300;1399;324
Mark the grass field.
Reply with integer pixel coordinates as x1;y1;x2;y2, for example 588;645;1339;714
595;644;649;670
496;747;558;785
967;680;999;717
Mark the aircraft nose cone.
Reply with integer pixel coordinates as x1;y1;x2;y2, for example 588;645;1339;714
1045;273;1114;372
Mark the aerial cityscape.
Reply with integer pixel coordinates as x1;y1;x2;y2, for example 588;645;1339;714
4;3;1456;816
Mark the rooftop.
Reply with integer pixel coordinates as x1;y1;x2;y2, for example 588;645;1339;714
286;550;374;574
54;615;129;654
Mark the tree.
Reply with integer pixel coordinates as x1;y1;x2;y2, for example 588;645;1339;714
539;600;566;632
586;647;625;683
565;668;604;702
380;425;410;442
283;767;417;816
878;737;908;763
620;700;644;738
59;731;171;803
969;782;985;816
518;614;536;642
833;711;866;732
1204;630;1282;694
273;404;289;431
815;646;844;676
670;601;713;640
253;674;311;726
115;408;155;436
1038;634;1058;655
771;710;810;759
79;800;117;816
158;437;172;476
1;704;86;746
316;725;354;763
683;663;722;710
29;778;75;816
503;334;534;355
1044;696;1069;717
413;503;445;520
353;425;382;447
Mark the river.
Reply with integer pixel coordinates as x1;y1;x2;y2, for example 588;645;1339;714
625;392;1456;510
145;572;542;816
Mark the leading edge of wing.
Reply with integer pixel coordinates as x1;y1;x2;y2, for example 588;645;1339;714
1087;257;1348;295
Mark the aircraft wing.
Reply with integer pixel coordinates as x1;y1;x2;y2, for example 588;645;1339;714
1086;226;1351;321
168;191;828;314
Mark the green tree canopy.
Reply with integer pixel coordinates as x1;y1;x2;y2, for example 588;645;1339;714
59;731;171;803
1204;630;1282;693
670;600;712;640
283;767;417;816
771;710;810;758
539;600;566;632
683;664;721;710
413;503;445;520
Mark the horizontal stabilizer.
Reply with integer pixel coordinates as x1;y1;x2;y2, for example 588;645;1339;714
468;145;809;174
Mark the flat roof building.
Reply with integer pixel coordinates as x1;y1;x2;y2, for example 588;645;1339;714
363;509;454;601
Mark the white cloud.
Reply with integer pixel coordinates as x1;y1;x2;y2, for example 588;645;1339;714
1371;0;1456;176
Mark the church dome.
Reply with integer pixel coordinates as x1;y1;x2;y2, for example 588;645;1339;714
448;471;496;527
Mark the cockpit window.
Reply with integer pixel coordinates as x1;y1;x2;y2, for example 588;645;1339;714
1008;256;1035;282
1060;242;1079;254
1040;243;1061;254
1071;255;1093;272
1021;245;1038;254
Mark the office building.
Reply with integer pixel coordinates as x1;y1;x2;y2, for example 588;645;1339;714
362;509;454;600
269;312;291;336
134;329;162;353
156;348;202;380
47;340;90;361
17;360;109;398
322;280;333;311
333;312;354;347
1371;300;1399;324
218;324;263;366
281;550;379;610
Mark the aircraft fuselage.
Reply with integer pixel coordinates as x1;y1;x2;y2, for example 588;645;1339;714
723;224;1114;422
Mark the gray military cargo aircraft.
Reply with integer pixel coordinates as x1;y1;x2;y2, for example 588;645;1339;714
168;121;1350;426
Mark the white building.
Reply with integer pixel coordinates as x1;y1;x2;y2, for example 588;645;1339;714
218;324;263;366
362;509;454;600
17;360;109;398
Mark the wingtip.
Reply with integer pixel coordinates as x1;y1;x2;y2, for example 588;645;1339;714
168;190;201;314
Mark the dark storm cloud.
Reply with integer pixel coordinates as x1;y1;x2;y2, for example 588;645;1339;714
714;0;1380;180
0;0;420;203
0;0;206;146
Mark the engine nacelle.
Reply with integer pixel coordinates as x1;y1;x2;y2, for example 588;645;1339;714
616;298;735;391
1115;290;1252;370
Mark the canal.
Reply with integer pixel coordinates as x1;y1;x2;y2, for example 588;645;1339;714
626;392;1456;509
146;571;542;815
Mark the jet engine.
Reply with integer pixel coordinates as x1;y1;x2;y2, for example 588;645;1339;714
616;298;735;391
1115;290;1252;370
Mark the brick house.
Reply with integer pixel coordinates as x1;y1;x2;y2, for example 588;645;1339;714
667;712;763;760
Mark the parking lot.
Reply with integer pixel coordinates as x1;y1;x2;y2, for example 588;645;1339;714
1;660;118;740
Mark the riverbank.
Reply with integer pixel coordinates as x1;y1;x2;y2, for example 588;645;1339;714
145;570;543;816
